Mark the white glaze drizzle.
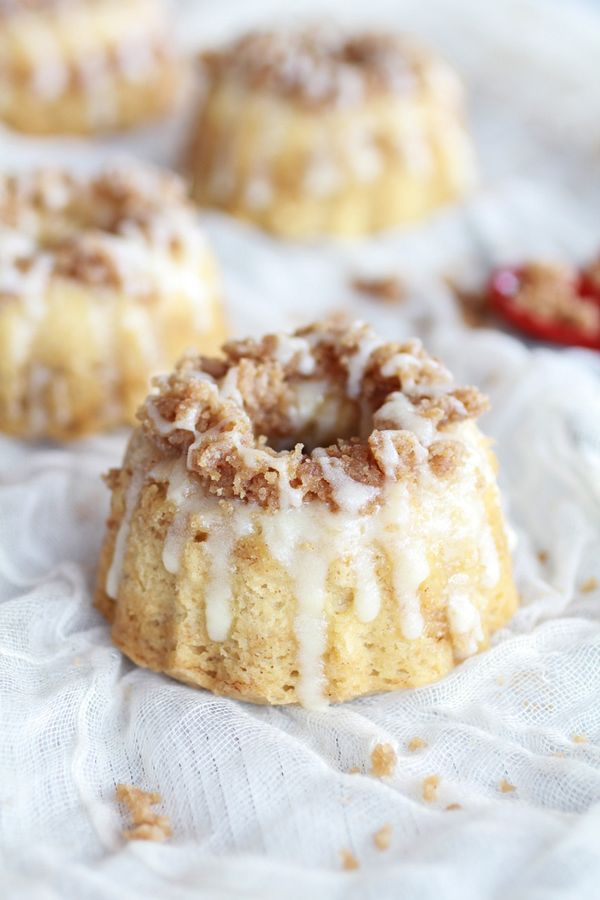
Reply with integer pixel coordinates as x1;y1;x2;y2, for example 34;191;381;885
260;506;331;710
316;452;378;515
271;334;316;375
374;391;436;446
352;545;381;623
344;331;382;398
161;458;255;641
387;542;429;639
479;524;500;588
201;510;254;642
447;588;484;659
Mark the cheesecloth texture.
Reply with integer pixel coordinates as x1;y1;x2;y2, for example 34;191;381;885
1;1;600;898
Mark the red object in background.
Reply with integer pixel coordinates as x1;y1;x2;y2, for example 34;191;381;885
489;266;600;350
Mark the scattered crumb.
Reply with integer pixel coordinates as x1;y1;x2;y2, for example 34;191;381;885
579;577;598;594
537;550;549;564
340;849;359;871
116;784;172;842
445;803;462;811
370;743;397;777
351;274;405;304
496;675;506;686
444;275;494;328
571;734;588;744
348;766;361;775
373;824;393;851
499;779;516;794
407;736;427;753
422;775;440;803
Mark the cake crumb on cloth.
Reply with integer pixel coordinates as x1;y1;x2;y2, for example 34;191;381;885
351;274;405;304
116;784;172;842
422;775;440;803
340;849;359;871
373;824;393;850
370;743;397;777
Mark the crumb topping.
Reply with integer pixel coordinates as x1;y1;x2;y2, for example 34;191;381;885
140;321;488;513
201;27;457;110
571;734;587;744
578;577;598;594
407;736;427;752
116;784;172;842
512;262;600;335
369;741;397;777
0;166;202;299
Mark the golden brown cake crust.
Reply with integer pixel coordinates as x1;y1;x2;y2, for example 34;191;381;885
95;321;518;708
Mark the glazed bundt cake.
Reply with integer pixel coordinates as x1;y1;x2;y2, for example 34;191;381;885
95;321;517;707
0;0;183;135
185;27;477;237
0;165;226;440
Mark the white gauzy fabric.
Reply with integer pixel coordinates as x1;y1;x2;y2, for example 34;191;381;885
1;1;600;898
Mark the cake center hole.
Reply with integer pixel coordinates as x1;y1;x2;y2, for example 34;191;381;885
261;378;368;454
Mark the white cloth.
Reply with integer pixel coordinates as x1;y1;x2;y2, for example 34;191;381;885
1;1;600;897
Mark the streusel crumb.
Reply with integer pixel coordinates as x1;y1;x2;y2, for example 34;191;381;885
116;784;172;842
445;276;494;329
370;742;397;777
140;321;488;513
201;29;436;111
340;849;360;871
407;736;427;752
579;577;598;594
422;775;440;803
373;824;393;850
512;262;600;335
499;779;516;794
351;274;405;304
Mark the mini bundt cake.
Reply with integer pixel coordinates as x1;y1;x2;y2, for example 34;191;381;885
185;27;477;237
0;165;226;440
0;0;183;135
95;321;517;708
